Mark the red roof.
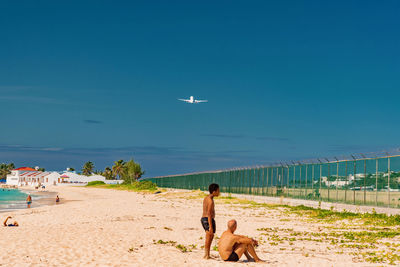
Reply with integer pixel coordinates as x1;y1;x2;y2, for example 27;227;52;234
14;167;36;171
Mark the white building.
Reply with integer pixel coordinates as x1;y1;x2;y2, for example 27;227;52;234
58;172;106;184
6;167;107;187
7;167;60;186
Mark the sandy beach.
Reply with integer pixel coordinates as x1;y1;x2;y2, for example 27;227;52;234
0;186;399;267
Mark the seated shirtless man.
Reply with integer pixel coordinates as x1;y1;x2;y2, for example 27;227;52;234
218;220;263;262
3;216;18;227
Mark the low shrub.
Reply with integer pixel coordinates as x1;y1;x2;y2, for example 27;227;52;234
87;181;106;186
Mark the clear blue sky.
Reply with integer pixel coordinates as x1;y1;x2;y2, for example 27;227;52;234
1;1;399;177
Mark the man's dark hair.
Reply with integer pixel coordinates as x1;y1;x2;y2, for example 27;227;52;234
209;183;219;194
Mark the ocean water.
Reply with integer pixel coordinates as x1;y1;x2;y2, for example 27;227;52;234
0;189;29;211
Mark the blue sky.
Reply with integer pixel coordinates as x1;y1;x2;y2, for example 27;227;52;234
0;1;399;177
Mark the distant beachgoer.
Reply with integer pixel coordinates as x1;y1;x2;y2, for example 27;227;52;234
3;216;18;227
56;195;60;203
218;220;263;262
26;194;32;208
201;183;220;259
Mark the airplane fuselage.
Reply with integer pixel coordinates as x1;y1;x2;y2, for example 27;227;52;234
178;95;208;104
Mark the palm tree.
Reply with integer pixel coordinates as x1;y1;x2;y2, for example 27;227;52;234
112;160;126;179
0;164;8;179
7;163;15;170
103;167;114;180
82;161;94;176
0;163;15;180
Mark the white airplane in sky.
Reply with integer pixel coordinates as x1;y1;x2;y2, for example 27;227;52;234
178;96;208;104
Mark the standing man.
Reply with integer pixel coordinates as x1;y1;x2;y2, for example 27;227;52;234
201;183;220;259
26;194;32;208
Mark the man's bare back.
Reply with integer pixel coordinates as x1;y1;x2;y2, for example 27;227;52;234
219;230;239;260
218;220;263;262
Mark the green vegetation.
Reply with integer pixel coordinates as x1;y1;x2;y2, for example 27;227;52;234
156;190;400;265
153;240;192;253
121;159;145;184
86;180;157;192
103;159;145;181
112;159;126;179
86;181;106;186
215;193;400;226
103;167;113;179
176;244;191;253
283;204;400;226
80;158;145;182
0;163;15;179
154;239;176;245
82;161;94;176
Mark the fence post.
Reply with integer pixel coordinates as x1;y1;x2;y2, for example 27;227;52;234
271;170;274;196
242;168;245;195
388;157;391;207
261;168;264;195
287;166;290;197
266;167;269;196
229;170;232;194
312;164;314;198
286;165;290;197
353;158;356;205
276;167;279;196
327;160;330;202
299;163;302;198
318;160;322;201
336;160;339;203
376;159;378;206
345;160;348;203
364;159;366;205
293;165;296;198
281;165;284;190
305;164;308;198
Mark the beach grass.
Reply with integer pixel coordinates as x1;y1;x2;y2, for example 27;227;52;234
163;189;400;264
86;180;158;192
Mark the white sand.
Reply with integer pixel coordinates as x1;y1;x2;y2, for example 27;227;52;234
0;186;385;266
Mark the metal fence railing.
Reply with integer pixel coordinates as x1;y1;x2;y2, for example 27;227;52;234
143;149;400;208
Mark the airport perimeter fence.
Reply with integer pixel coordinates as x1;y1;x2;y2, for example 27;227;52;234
144;150;400;208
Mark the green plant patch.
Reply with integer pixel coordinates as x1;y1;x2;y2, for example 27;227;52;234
86;181;106;186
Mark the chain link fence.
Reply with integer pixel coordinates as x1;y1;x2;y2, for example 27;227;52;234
143;149;400;208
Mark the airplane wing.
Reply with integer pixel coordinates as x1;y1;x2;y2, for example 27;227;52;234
195;100;208;103
178;99;190;102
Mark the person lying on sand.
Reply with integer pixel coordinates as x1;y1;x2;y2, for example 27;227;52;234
218;220;263;263
3;216;18;227
201;183;220;259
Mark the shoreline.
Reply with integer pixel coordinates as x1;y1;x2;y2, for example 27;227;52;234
0;187;59;213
